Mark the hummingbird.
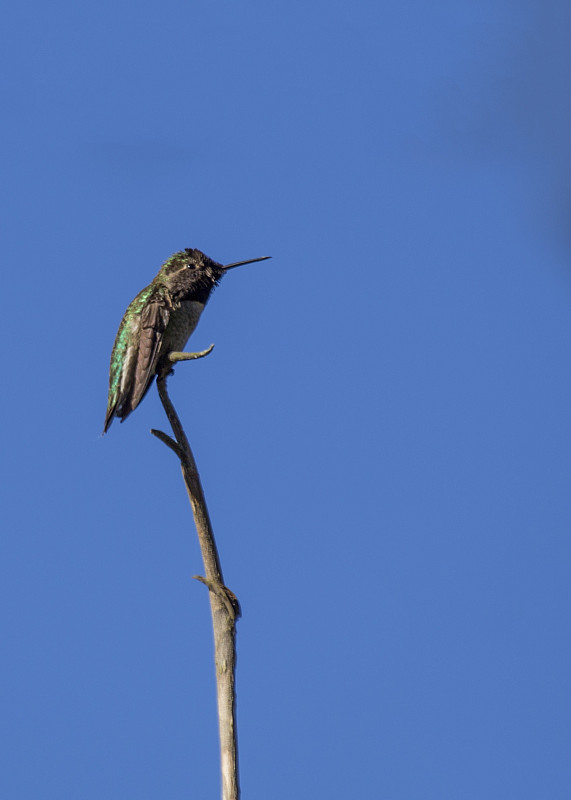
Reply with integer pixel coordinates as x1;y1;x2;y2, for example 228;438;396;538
103;248;270;433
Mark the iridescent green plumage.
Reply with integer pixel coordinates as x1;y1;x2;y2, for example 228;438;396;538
107;286;156;408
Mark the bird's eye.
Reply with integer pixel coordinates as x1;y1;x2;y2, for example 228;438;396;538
186;263;196;269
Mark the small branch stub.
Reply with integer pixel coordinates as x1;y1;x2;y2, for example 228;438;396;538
193;575;242;620
149;428;183;458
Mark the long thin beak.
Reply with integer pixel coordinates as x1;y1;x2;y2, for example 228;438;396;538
222;255;271;271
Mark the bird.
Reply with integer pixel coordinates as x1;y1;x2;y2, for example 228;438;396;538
103;248;270;433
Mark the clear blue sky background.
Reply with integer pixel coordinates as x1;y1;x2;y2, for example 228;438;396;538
2;2;570;798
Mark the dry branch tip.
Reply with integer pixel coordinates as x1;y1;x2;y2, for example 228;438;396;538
168;344;215;363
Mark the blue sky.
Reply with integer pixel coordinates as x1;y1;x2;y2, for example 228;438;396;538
2;2;571;798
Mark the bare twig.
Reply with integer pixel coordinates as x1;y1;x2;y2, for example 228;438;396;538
167;344;215;363
151;349;240;800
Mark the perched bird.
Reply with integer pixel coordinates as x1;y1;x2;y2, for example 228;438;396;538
104;248;270;433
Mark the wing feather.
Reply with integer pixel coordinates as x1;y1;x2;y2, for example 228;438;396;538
129;296;171;410
103;284;172;433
